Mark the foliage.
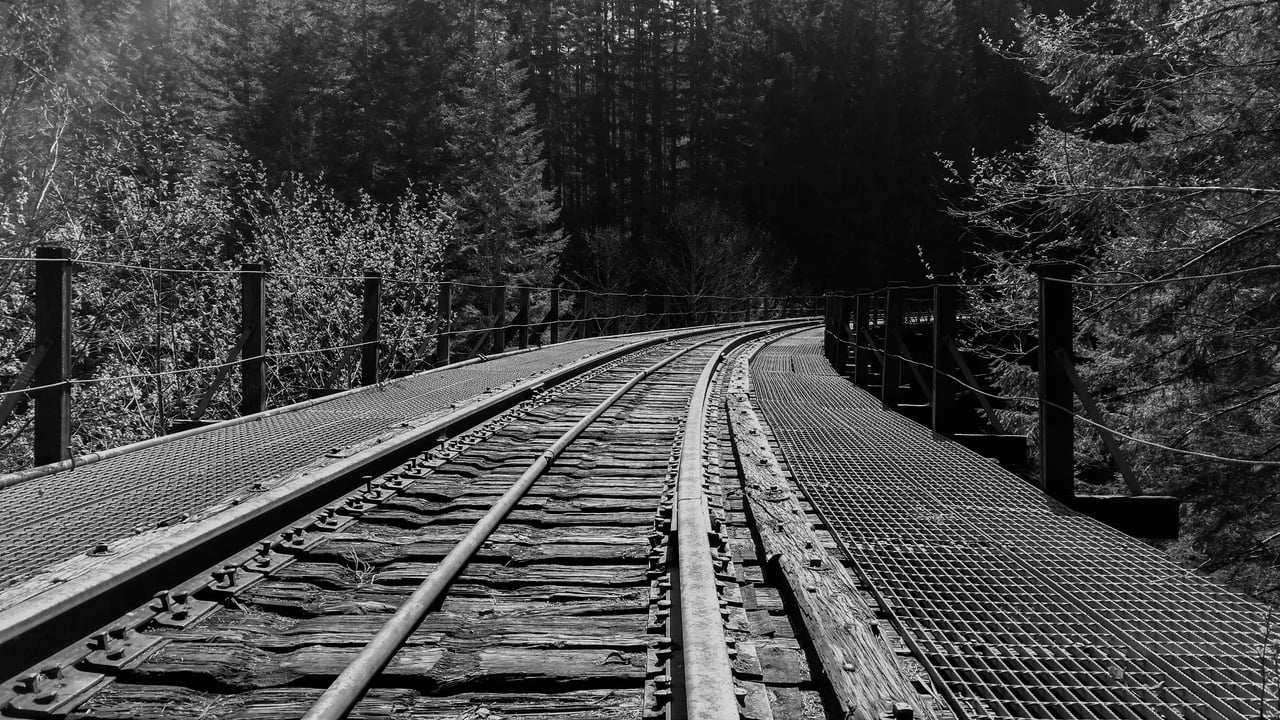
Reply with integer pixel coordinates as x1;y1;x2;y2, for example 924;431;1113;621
243;176;451;404
957;0;1280;595
440;12;562;288
647;199;789;320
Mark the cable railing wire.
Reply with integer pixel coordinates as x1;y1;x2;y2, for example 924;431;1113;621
827;328;1280;467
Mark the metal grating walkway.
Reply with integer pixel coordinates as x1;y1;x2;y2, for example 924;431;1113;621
750;329;1273;720
0;335;654;586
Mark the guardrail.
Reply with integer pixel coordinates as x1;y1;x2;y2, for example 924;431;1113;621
0;246;822;470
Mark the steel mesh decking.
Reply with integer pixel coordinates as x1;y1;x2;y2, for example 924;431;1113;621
750;329;1274;720
0;336;648;584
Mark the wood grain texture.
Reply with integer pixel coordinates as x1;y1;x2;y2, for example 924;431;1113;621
726;390;934;720
72;686;644;719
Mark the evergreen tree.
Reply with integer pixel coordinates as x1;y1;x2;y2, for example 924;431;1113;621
959;0;1280;595
440;11;562;287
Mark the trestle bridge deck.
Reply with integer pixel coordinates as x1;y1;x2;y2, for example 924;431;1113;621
0;322;1273;720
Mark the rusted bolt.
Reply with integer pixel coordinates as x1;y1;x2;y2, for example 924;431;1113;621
153;590;172;612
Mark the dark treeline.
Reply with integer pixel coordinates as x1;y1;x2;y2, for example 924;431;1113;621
212;0;1063;291
0;0;1069;294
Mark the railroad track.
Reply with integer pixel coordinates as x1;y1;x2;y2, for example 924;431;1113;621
0;322;893;720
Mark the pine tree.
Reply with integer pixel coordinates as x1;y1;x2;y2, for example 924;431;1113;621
441;11;562;287
959;0;1280;595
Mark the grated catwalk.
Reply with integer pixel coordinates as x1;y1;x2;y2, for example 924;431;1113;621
750;328;1273;720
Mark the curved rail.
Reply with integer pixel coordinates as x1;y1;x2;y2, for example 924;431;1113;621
300;337;714;719
0;320;817;718
302;329;772;719
674;330;742;718
0;320;814;683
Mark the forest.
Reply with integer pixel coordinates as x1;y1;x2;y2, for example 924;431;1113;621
2;0;1279;598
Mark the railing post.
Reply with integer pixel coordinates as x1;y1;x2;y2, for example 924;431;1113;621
33;246;71;466
881;283;906;408
548;288;560;344
833;295;850;373
823;293;833;362
361;269;381;385
853;293;872;388
491;284;507;354
1038;264;1074;499
518;287;531;349
580;291;593;338
240;262;266;417
436;282;452;366
932;279;958;436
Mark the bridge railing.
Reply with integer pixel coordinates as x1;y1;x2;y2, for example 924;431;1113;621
0;246;822;471
822;269;1202;539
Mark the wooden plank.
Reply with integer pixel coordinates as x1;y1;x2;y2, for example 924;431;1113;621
311;536;649;565
73;686;642;720
366;506;655;529
123;642;642;692
369;494;657;516
401;478;663;501
162;609;646;652
269;560;647;589
727;391;935;720
242;582;644;618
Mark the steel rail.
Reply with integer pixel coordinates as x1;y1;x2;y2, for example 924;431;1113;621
673;331;751;719
0;320;811;683
301;330;767;720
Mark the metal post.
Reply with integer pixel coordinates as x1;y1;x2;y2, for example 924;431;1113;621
932;279;958;436
33;246;71;466
1038;264;1074;499
833;295;850;373
822;294;832;361
240;262;266;417
436;282;452;366
548;288;560;344
491;284;506;354
518;287;531;349
361;270;381;385
881;283;906;408
580;291;593;338
853;293;872;388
